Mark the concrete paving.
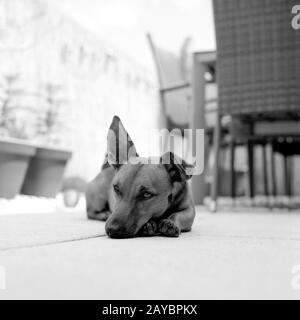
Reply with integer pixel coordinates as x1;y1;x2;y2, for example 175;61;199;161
0;207;300;299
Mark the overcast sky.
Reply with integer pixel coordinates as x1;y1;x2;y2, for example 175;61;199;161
47;0;216;71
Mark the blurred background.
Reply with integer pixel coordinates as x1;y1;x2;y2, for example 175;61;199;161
0;0;299;213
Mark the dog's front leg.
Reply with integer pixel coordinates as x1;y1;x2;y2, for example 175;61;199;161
86;192;111;221
158;206;195;237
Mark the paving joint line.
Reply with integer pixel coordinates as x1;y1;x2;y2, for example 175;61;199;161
0;234;107;252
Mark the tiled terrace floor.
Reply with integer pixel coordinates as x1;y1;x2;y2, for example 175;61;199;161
0;203;300;299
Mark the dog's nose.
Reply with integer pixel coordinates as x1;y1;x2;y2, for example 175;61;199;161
105;224;133;238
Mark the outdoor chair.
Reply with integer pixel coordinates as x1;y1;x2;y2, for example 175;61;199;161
147;34;249;201
146;33;192;161
254;123;300;203
212;0;300;211
146;33;191;133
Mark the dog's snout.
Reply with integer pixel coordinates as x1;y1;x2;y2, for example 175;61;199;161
105;225;121;238
105;224;134;239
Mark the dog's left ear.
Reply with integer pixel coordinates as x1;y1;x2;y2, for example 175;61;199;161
107;115;138;168
160;152;194;183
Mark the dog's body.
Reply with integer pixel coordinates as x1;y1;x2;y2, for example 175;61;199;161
86;116;195;238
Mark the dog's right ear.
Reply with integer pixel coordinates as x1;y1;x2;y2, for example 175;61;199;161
107;116;138;168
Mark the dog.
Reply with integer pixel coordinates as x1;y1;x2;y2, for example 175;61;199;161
85;116;195;238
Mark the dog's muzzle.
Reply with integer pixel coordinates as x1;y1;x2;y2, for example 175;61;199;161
105;223;136;239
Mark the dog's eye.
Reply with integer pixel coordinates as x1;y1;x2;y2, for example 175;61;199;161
141;192;153;200
113;184;121;195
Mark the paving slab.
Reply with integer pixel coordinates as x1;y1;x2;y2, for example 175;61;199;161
0;212;105;250
0;208;300;299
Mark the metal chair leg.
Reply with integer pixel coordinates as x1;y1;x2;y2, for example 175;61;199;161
230;139;236;200
247;140;255;205
269;141;277;208
270;141;277;197
284;155;289;197
210;115;221;212
284;154;294;199
289;157;294;198
262;144;269;197
289;157;294;210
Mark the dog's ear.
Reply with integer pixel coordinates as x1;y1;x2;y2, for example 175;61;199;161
160;152;194;183
107;115;138;168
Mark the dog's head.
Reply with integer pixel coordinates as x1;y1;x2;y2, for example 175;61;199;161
105;116;193;238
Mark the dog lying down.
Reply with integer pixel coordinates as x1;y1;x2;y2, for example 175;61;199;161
85;116;195;238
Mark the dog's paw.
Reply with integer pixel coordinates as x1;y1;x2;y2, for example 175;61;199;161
158;219;180;237
138;220;157;237
97;211;110;221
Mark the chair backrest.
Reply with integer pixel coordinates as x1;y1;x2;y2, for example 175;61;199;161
213;0;300;118
146;33;191;128
147;33;190;88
